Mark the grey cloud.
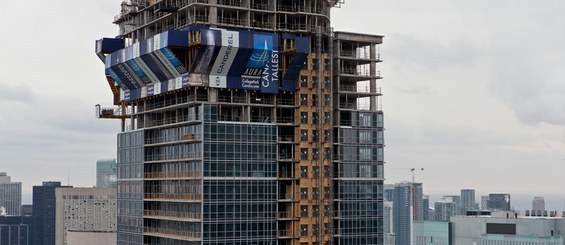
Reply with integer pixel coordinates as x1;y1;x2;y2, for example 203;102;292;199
0;81;35;104
387;35;481;70
488;31;565;126
394;87;436;95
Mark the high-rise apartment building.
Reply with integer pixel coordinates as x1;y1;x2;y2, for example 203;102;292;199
0;172;22;216
392;182;412;245
97;159;118;187
95;1;385;244
434;197;456;222
423;195;429;220
412;183;424;221
55;187;117;245
460;189;476;213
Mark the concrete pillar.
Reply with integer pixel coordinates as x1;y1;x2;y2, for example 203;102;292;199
369;43;377;111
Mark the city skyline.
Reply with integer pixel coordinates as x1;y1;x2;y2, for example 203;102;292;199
0;0;564;200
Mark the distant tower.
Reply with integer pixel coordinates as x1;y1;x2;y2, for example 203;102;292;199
435;197;456;221
393;182;413;245
461;189;476;213
383;201;394;245
481;195;490;210
488;193;511;211
96;159;117;187
411;183;424;221
0;172;22;216
532;196;545;212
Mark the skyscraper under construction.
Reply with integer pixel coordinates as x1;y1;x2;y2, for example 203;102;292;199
95;1;384;244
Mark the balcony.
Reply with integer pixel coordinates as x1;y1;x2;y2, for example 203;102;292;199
144;227;202;241
144;210;202;222
277;230;297;239
144;171;202;180
278;192;296;202
217;0;247;8
277;211;298;220
144;193;202;202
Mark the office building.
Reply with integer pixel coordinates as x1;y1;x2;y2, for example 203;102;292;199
413;221;451;245
55;187;117;245
95;1;385;244
480;195;489;210
96;159;118;187
451;211;565;244
393;182;412;245
488;193;511;211
435;197;456;222
0;216;33;245
33;182;70;245
532;196;545;213
0;172;22;216
66;231;117;245
460;189;476;213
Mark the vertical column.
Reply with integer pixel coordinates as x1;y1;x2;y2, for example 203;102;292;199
369;43;377;111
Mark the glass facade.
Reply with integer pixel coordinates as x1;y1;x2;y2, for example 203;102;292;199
336;111;384;244
97;159;117;187
413;221;451;245
203;105;278;244
117;130;144;245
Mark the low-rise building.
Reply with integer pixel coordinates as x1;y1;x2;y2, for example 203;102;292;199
451;211;565;245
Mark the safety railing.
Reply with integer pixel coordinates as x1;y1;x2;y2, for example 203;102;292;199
144;171;202;179
144;210;202;220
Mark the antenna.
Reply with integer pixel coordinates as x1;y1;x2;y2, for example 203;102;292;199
67;170;70;187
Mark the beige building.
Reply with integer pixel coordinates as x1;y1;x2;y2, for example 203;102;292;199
55;187;117;245
66;231;117;245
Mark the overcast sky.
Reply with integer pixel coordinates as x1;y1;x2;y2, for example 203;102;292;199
0;1;564;205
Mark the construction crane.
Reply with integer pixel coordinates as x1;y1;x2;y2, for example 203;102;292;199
410;167;424;183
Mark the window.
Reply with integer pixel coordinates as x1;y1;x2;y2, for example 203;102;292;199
377;147;384;161
300;148;309;160
300;166;308;178
377;113;384;127
301;130;308;141
324;130;330;142
377;131;384;144
313;166;320;178
300;94;308;106
300;205;309;217
300;188;308;199
324;94;330;106
312;95;317;106
312;130;319;141
300;224;308;236
359;164;372;178
300;76;308;87
312;112;319;124
300;112;308;124
360;113;372;127
359;147;372;161
312;76;319;88
312;148;319;160
359;130;372;144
